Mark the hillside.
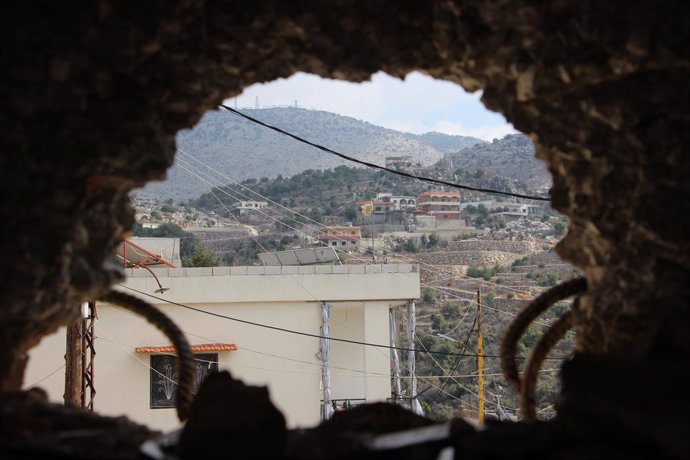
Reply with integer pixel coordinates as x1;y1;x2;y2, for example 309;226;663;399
444;134;551;195
138;107;484;200
414;131;484;153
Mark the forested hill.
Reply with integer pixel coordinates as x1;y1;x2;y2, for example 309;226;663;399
137;107;484;200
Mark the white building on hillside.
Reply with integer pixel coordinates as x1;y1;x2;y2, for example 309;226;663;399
25;264;420;431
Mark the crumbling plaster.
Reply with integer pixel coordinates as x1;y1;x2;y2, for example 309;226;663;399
1;0;688;440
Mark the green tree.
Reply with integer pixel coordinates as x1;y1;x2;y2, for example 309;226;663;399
183;240;221;267
441;301;461;319
403;238;419;253
512;256;529;267
431;314;447;332
421;287;437;303
132;222;195;259
540;273;560;287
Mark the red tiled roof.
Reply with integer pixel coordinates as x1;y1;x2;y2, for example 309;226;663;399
135;343;238;353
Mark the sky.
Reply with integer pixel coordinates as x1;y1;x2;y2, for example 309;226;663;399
228;72;516;141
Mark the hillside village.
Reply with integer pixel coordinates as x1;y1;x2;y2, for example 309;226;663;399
129;150;573;421
27;110;573;429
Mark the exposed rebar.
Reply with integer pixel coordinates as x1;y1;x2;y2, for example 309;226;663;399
520;310;574;420
499;277;587;391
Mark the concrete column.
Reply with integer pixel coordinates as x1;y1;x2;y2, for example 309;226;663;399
363;301;391;402
407;301;424;415
389;308;402;401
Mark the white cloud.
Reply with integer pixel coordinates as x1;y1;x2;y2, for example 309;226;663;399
430;121;518;141
225;71;516;142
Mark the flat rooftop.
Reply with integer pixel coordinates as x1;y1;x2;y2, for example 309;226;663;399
122;264;420;304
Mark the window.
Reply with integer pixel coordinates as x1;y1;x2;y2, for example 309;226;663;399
150;353;218;409
331;241;337;246
341;241;346;246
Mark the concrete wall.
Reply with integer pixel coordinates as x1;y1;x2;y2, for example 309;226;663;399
25;265;419;431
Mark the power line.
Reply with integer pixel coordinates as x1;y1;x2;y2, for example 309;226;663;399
430;316;477;402
118;285;566;361
177;157;559;339
181;151;550;300
218;105;550;202
176;155;548;303
24;364;66;389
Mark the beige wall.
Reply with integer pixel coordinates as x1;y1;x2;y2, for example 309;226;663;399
25;265;419;432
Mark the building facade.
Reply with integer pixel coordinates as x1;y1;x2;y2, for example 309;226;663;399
317;226;362;248
416;191;461;220
384;156;412;169
232;200;268;216
459;201;542;218
25;265;420;431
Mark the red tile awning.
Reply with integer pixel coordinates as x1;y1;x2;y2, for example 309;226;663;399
135;343;238;353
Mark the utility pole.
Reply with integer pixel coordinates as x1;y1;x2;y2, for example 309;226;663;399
81;301;97;411
64;308;83;406
64;302;97;410
371;211;375;262
476;289;485;423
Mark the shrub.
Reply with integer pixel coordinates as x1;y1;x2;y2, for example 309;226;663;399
183;240;221;267
467;265;501;280
431;314;446;332
466;266;485;278
416;331;438;350
421;287;437;303
511;256;529;267
441;301;462;319
403;238;419;253
539;273;560;287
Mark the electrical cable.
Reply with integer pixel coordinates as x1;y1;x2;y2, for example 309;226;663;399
118;284;566;361
218;105;550;202
176;157;552;317
429;316;477;402
178;151;551;299
97;323;457;414
24;364;66;389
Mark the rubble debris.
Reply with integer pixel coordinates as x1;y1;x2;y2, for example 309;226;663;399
179;371;286;460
